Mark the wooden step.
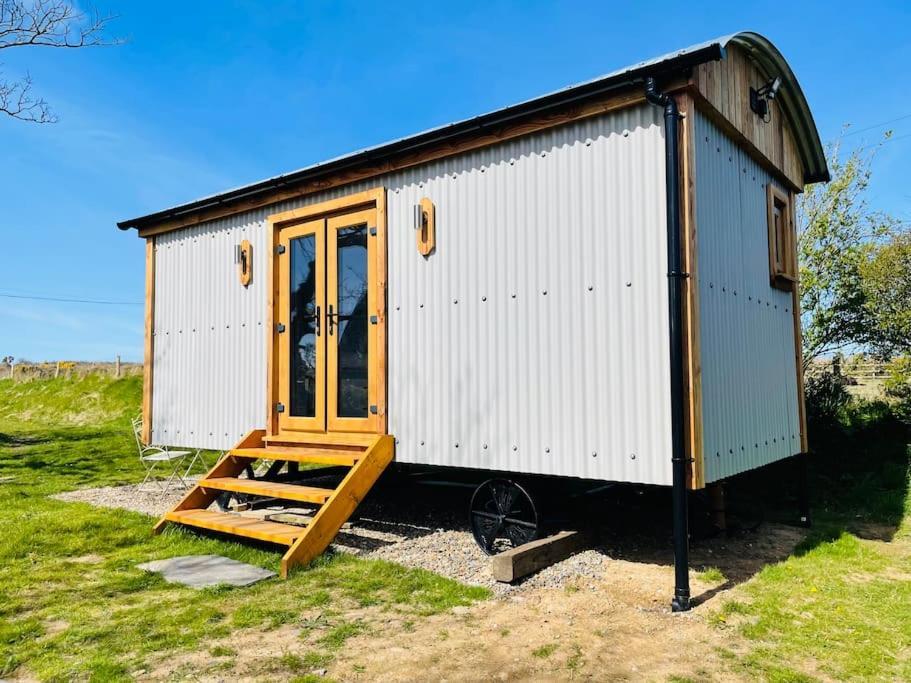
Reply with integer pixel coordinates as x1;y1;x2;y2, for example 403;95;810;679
163;509;303;546
264;432;377;448
230;446;361;467
199;477;333;504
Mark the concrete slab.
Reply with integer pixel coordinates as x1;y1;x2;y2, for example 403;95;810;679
137;555;276;589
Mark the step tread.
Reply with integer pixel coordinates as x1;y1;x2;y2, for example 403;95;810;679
230;446;360;467
200;477;334;504
164;509;303;545
264;432;377;448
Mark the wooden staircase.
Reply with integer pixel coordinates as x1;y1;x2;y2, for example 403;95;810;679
154;429;394;578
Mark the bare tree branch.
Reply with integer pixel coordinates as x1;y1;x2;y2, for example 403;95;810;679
0;0;118;122
0;70;56;121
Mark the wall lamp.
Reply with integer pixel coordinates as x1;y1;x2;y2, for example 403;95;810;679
750;76;782;121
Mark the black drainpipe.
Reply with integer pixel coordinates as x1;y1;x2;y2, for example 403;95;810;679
644;76;691;613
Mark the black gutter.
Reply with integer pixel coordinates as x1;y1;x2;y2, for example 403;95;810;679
118;44;724;231
644;76;691;613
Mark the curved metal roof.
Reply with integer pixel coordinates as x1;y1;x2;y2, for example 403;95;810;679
119;31;828;231
723;32;829;184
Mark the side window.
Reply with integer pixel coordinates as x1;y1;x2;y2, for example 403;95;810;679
767;184;796;290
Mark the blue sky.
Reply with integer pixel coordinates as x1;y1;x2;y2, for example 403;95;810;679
1;0;909;362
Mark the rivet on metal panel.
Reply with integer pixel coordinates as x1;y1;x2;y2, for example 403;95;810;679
541;152;547;157
623;130;630;137
716;451;720;458
512;446;517;451
419;303;424;309
709;283;714;288
545;447;550;454
453;299;458;304
588;285;593;291
630;453;637;460
591;452;597;458
511;293;516;299
481;296;487;302
625;282;631;287
585;139;592;146
542;290;547;296
483;444;488;449
420;441;424;446
454;443;459;448
395;305;400;311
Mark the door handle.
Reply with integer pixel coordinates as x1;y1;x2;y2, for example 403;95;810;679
315;305;321;337
327;304;335;336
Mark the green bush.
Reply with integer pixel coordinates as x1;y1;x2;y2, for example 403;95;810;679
884;356;911;426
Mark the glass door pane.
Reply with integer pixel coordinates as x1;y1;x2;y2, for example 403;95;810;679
278;219;325;433
335;224;369;417
290;234;318;417
327;208;376;432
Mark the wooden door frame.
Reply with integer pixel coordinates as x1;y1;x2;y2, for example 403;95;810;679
266;187;387;437
277;219;326;433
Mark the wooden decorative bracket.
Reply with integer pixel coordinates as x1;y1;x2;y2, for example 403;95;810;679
238;239;252;286
415;197;435;256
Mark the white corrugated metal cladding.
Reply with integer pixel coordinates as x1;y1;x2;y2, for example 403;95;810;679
694;111;800;483
152;104;674;485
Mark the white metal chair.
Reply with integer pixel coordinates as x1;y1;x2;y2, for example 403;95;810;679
181;449;212;480
132;416;193;492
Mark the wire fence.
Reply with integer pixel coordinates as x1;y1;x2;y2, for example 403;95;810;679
0;358;142;382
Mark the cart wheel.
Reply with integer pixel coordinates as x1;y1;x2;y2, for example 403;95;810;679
469;478;539;555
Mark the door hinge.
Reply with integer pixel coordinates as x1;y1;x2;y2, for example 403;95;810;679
369;404;378;415
275;403;285;413
276;244;286;255
369;226;377;236
369;315;378;325
276;323;286;333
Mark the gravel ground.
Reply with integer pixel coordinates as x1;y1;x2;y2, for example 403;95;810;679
52;477;612;594
53;473;780;596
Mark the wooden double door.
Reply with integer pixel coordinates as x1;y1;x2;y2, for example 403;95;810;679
272;194;384;435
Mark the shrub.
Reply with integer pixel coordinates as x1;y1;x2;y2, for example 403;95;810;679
883;356;911;426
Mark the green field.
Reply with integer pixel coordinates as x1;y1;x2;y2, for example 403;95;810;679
0;375;488;681
0;374;908;681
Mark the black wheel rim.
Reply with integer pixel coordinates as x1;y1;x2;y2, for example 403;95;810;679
469;479;538;555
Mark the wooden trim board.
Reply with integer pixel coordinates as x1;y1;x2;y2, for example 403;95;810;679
677;92;705;490
789;195;808;453
141;238;155;445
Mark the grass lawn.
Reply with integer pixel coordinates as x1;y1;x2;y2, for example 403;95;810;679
1;374;908;681
0;376;489;681
712;402;911;682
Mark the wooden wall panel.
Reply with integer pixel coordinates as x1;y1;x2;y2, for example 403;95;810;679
692;45;804;190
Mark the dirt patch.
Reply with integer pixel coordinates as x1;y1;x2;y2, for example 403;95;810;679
139;523;808;682
331;563;745;682
68;553;104;565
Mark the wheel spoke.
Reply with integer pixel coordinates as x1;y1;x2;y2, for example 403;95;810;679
502;517;537;529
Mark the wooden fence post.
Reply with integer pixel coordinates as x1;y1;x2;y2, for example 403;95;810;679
55;361;61;379
115;355;121;378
